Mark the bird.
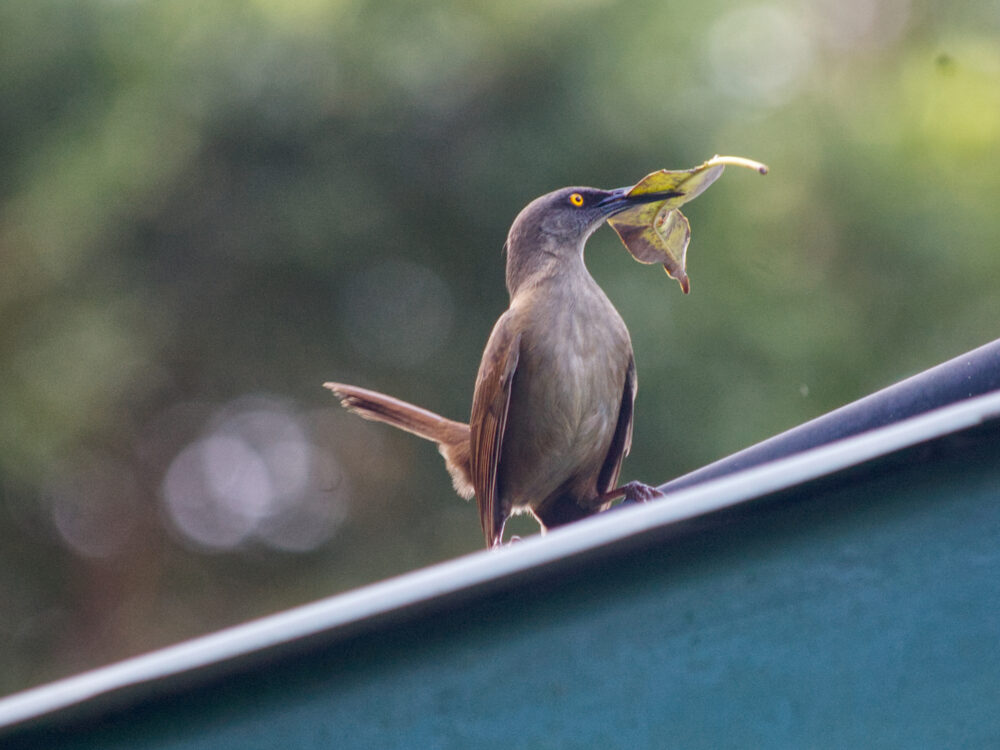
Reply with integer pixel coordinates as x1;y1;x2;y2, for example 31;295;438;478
326;183;676;548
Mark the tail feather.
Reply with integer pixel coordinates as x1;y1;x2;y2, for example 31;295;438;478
324;382;474;500
325;383;458;442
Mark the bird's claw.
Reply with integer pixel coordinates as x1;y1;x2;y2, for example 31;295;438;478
620;481;664;505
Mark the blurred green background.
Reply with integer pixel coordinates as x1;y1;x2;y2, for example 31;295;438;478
1;0;998;696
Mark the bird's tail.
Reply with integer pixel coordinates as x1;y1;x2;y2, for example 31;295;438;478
324;382;474;500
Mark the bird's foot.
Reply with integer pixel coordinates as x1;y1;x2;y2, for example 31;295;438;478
618;481;664;506
597;481;665;506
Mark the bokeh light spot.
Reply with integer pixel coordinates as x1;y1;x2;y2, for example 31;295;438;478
46;453;141;560
708;5;812;106
160;395;348;552
806;0;910;52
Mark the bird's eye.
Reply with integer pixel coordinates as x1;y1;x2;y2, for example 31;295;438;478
569;192;585;207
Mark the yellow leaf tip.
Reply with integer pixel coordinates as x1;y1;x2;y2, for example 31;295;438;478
709;155;769;175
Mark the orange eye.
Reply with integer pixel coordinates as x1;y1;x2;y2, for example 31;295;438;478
569;192;584;207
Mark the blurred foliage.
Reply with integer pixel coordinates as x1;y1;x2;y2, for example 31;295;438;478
1;0;999;695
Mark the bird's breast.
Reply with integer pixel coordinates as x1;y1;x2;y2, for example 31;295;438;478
499;278;632;507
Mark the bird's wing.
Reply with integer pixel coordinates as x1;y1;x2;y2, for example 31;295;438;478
597;355;636;495
469;314;522;548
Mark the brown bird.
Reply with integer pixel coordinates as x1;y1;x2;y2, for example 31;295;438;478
326;184;673;548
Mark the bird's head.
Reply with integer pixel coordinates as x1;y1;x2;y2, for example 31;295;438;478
509;185;682;246
504;184;681;291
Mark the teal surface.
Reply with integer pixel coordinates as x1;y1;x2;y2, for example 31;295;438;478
8;423;1000;749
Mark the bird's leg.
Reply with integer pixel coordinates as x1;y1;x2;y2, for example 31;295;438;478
597;481;665;505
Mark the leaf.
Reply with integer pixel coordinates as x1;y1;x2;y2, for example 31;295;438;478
607;155;768;293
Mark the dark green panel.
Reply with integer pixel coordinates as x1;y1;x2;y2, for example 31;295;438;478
8;422;1000;749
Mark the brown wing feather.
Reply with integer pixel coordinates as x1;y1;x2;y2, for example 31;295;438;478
596;355;636;497
468;315;522;548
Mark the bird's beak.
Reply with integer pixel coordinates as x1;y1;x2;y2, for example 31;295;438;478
597;186;684;218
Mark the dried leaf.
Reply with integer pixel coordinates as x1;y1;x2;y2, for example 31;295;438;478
608;155;768;293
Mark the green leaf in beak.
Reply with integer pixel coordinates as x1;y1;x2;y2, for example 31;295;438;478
607;155;768;293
